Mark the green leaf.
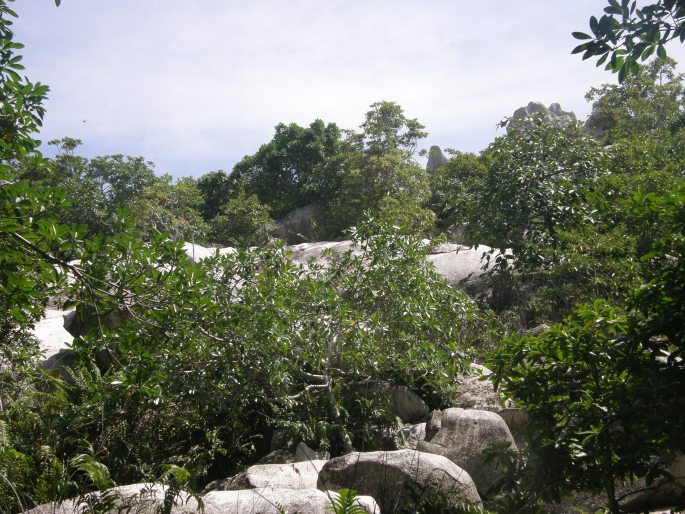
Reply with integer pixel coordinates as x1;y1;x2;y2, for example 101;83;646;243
572;31;593;40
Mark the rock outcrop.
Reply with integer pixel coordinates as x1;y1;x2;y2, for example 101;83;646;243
426;145;449;173
272;203;324;244
205;460;326;492
510;101;577;130
203;488;379;513
26;483;200;513
417;408;517;494
317;449;481;512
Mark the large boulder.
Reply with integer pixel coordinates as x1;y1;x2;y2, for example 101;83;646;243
317;449;481;512
33;309;74;370
351;380;429;423
426;244;501;290
25;483;200;513
205;459;327;492
416;408;517;494
203;488;378;513
182;242;236;264
396;422;427;450
273;203;324;244
453;363;509;413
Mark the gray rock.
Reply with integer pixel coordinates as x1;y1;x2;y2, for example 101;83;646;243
202;488;379;513
351;380;429;423
397;422;427;450
426;244;505;290
454;363;513;413
286;240;359;264
33;309;74;370
182;242;236;264
317;449;481;512
510;101;577;131
258;449;297;464
417;408;517;495
530;323;551;336
205;459;327;492
295;441;329;462
426;145;449;173
273;203;324;244
26;483;200;513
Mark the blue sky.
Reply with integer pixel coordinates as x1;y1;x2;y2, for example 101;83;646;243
13;1;685;178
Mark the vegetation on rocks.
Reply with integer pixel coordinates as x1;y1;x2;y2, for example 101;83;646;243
1;0;685;512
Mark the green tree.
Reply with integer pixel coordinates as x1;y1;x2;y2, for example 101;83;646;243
130;175;209;243
196;169;236;221
232;120;349;219
489;191;685;513
468;116;608;270
329;102;433;236
430;150;490;233
573;0;685;81
210;190;273;247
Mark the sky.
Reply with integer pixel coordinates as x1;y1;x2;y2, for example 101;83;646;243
13;0;685;178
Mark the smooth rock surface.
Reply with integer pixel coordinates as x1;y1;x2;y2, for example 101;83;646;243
26;483;200;513
33;309;74;369
182;242;236;264
317;449;481;512
417;408;517;494
203;488;379;513
205;460;326;492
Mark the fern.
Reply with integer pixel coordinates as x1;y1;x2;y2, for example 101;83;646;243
328;488;368;514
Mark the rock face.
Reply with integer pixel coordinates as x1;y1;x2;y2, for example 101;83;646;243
426;145;449;173
272;203;324;244
511;101;577;130
397;422;427;450
416;408;517;494
205;460;326;492
426;244;501;290
317;449;481;512
181;240;499;292
352;380;430;423
26;483;200;513
33;309;74;370
182;242;236;264
203;488;379;514
453;363;508;413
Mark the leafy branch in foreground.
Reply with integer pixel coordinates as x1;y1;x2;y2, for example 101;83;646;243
573;0;685;81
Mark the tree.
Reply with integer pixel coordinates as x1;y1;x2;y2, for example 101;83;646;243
232;120;349;219
196;169;236;221
430;150;490;233
209;189;273;247
351;101;427;157
130;175;210;243
328;102;433;237
490;190;685;513
573;0;685;82
468;116;608;270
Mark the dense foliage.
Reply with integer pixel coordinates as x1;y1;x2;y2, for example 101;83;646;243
2;0;685;511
